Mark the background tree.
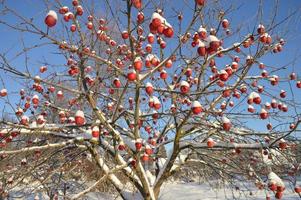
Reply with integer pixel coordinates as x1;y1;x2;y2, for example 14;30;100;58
0;0;301;199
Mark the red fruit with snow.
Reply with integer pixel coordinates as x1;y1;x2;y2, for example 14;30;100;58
32;95;39;105
260;108;268;119
127;69;137;81
113;78;121;88
197;41;206;56
222;117;231;131
145;82;154;95
75;110;85;126
191;101;203;115
219;70;229;82
0;89;7;97
135;139;143;151
222;19;229;29
134;57;143;71
45;10;58;27
92;126;100;138
207;138;215;148
180;81;190;94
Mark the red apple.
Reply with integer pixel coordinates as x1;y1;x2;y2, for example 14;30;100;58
75;110;85;126
145;82;154;95
207;138;215;148
45;10;58;27
191;101;203;114
180;81;190;94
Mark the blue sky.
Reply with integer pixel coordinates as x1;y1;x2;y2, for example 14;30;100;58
0;0;301;134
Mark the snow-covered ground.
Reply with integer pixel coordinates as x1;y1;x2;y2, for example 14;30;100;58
10;181;299;199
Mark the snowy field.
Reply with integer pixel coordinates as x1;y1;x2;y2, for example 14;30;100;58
82;181;299;200
10;181;299;199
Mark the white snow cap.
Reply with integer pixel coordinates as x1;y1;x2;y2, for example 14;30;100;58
222;116;230;123
1;89;7;93
222;19;229;23
198;40;206;47
33;94;39;99
21;115;29;121
261;108;267;113
249;92;260;99
92;126;99;132
180;80;189;87
128;69;137;74
57;90;63;95
248;105;254;109
258;24;265;29
75;110;85;118
135;138;142;143
148;33;154;38
47;10;58;20
37;115;44;120
151;12;164;22
268;172;284;187
134;56;142;62
246;55;253;60
207;137;214;142
265;102;271;107
220;69;227;75
206;35;219;43
192;101;202;108
146;54;154;61
272;99;277;103
198;26;207;33
153;96;160;104
146;82;153;87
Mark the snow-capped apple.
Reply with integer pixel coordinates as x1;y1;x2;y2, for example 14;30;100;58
118;142;126;151
113;78;121;88
145;145;153;155
127;69;137;81
279;90;286;98
160;70;168;79
121;31;129;39
198;26;207;39
180;80;190;94
222;116;231;131
197;41;206;56
32;95;39;105
219;70;228;82
134;57;143;71
0;89;7;97
260;108;268;119
222;19;229;29
37;115;45;125
145;82;154;95
279;139;287;150
257;24;265;34
20;115;29;126
153;96;161;110
141;153;149;162
45;10;58;27
207;138;215;148
39;66;47;73
135;138;143;151
191;101;203;114
92;126;100;138
163;26;174;38
75;110;85;126
137;12;144;23
248;105;255;113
